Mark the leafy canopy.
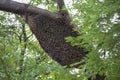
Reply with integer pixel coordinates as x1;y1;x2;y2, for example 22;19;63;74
0;0;120;80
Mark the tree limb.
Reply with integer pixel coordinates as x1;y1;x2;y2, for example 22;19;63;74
55;0;66;11
0;0;58;19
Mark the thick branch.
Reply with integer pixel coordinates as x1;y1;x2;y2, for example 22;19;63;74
56;0;65;11
0;0;58;19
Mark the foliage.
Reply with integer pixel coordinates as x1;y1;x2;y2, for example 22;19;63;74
0;1;80;80
0;0;120;80
66;0;120;80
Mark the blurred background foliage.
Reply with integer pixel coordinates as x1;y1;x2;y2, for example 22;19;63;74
0;0;120;80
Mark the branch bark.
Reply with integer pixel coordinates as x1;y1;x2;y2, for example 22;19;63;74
56;0;65;11
0;0;58;19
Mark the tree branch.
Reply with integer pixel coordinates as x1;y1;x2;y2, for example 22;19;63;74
0;0;58;19
55;0;66;11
